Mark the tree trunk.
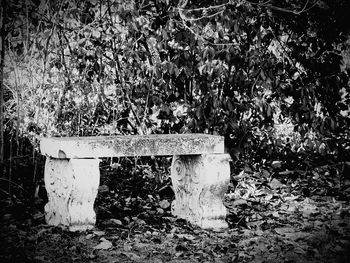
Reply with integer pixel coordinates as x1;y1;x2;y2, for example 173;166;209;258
0;0;6;166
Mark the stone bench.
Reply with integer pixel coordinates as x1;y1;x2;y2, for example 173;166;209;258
40;134;231;231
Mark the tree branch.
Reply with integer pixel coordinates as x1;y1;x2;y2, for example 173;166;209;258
0;0;6;165
246;0;318;15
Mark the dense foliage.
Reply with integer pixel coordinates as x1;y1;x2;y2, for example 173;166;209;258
2;0;350;161
1;3;350;262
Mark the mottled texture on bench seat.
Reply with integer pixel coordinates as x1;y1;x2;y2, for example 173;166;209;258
40;134;224;158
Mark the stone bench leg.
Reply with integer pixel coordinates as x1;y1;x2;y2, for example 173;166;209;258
44;157;100;231
171;154;231;230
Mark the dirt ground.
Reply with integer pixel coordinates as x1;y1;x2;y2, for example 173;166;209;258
1;159;350;263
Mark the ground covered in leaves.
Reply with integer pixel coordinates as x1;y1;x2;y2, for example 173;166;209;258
1;155;350;263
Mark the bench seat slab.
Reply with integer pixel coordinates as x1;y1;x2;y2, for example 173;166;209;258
40;134;224;158
44;158;100;231
171;154;231;230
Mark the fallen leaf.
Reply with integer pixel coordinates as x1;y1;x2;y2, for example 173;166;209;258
176;234;195;241
269;178;283;189
124;243;132;251
134;242;149;249
233;170;246;180
301;202;318;217
109;218;123;225
275;227;295;235
279;170;294;176
302;207;318;217
175;252;184;257
157;208;164;214
271;161;282;169
233;199;248;206
159;199;171;209
93;238;113;250
286;204;297;212
86;234;94;239
284;195;299;201
272;211;279;217
93;230;105;236
261;169;271;178
122;252;141;261
265;194;273;201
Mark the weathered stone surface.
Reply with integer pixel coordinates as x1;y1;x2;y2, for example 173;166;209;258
171;154;231;230
40;134;224;158
41;134;231;232
44;158;100;231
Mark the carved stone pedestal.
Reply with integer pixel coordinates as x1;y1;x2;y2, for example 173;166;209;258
171;154;231;230
44;158;100;231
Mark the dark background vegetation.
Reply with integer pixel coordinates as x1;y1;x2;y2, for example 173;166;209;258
0;0;350;262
